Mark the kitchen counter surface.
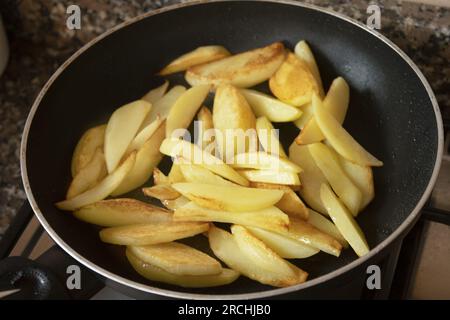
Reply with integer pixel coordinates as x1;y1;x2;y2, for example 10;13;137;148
0;0;449;237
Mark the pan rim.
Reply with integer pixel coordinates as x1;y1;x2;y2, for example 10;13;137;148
20;0;444;300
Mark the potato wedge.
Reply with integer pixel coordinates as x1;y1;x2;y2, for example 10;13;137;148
238;169;300;186
142;184;181;200
241;89;302;122
174;202;289;233
313;94;383;166
153;168;170;185
307;209;348;247
104;100;151;173
66;148;107;199
126;248;238;288
141;85;186;128
294;40;324;97
160;138;249;186
127;116;164;153
255;116;287;157
293;102;313;129
245;226;319;259
213;84;257;159
166;85;210;138
171;182;284;212
196;106;215;151
129;242;222;276
111;121;166;196
295;77;349;145
71;124;106;177
168;163;185;183
100;221;209;245
56;152;136;211
179;163;236;187
308;143;362;216
232;152;302;173
320;184;369;257
250;182;308;220
185;42;285;88
269;52;320;106
73;198;172;227
289;142;329;215
162;196;190;210
141;81;169;104
159;46;230;75
209;226;307;287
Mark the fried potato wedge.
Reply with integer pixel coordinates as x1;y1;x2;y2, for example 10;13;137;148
71;124;106;177
232;151;302;173
238;169;300;186
168;163;185;183
196;106;215;151
307;209;348;247
127;116;164;153
129;242;222;276
255;116;287;157
66;148;107;199
179;163;236;187
160;138;249;186
126;248;238;288
111;121;166;196
313;95;383;166
289;142;329;215
295;77;349;145
245;226;319;259
56;152;136;211
171;182;284;212
100;221;209;245
142;184;181;200
269;52;320;106
166;85;210;138
209;226;307;287
241;89;302;122
162;196;190;210
294;40;324;97
185;42;285;88
159;46;231;75
320;184;369;257
153;168;170;185
105;100;151;173
73;198;172;227
308;143;362;216
174;202;289;233
293;102;313;129
141;81;169;104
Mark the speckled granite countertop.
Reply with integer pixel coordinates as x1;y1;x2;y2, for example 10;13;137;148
0;0;449;238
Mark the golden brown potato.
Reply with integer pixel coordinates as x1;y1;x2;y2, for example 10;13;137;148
294;40;325;97
196;106;215;151
142;184;181;200
71;124;106;177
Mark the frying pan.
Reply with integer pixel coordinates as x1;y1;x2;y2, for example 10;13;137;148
20;0;443;299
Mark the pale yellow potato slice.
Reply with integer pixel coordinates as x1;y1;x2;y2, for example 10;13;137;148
255;116;287;157
245;226;319;259
179;163;236;187
307;209;348;247
129;242;222;276
196;106;215;151
294;40;324;97
213;84;257;159
231;225;296;276
127;116;163;153
173;202;289;233
166;85;210;138
250;182;309;220
295;77;349;145
159;46;230;75
141;85;186;128
208;226;307;287
104;100;151;173
73;198;172;227
232;151;302;173
168;163;185;183
308;142;362;216
66;148;107;199
238;169;300;186
171;182;283;212
142;184;181;200
71;124;106;177
241;89;302;122
313;95;383;166
126;248;238;288
293;102;313;129
153;168;170;185
56;152;136;211
185;42;285;88
141;81;169;104
162;196;190;210
320;184;370;257
160;138;249;186
99;220;209;245
269;52;320;106
288;142;329;215
111;121;166;196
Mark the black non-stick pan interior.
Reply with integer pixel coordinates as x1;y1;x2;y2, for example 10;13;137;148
24;1;440;295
